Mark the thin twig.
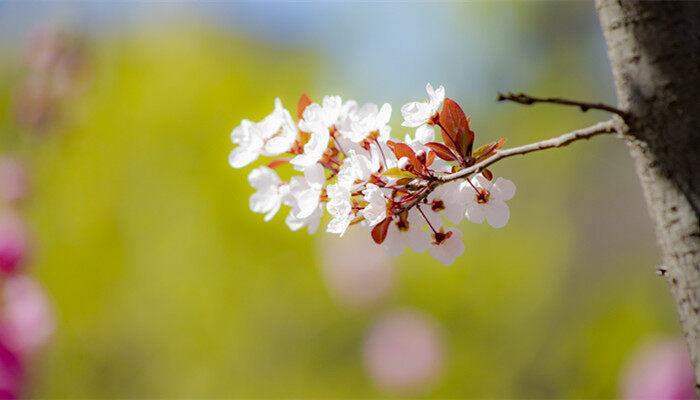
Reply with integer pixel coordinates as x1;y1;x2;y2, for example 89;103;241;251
394;119;618;214
497;92;629;119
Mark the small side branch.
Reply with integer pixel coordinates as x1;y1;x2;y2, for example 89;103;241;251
394;120;618;213
497;92;629;119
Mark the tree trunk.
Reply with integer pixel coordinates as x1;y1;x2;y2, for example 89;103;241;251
596;0;700;384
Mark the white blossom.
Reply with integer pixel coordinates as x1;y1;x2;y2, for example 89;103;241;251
428;227;465;266
286;203;324;234
400;83;445;128
382;212;430;257
262;98;298;156
228;85;518;267
229;99;298;168
326;181;354;236
286;164;327;219
229;119;264;168
247;166;286;222
362;183;388;227
421;181;467;227
462;174;515;228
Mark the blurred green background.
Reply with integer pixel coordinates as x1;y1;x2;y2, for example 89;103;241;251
0;1;680;398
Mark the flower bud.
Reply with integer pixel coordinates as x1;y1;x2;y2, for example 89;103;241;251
0;213;31;274
397;157;413;172
415;150;427;165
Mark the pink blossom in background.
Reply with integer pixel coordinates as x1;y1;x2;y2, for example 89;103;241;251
0;157;29;205
0;275;55;357
620;337;697;400
0;213;31;274
0;339;22;400
23;26;62;74
319;230;395;308
363;309;445;395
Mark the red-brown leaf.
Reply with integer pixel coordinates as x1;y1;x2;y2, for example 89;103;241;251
438;98;474;157
424;142;458;162
371;217;392;244
426;151;436;167
267;158;290;169
482;168;493;181
297;93;312;121
392;143;421;171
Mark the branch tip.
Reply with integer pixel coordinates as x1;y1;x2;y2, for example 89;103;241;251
497;91;628;119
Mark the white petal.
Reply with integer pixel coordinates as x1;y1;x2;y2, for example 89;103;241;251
327;215;351;236
425;82;435;98
406;227;429;253
443;201;466;224
473;174;491;189
229;147;259;169
376;103;392;126
285;211;305;231
249;191;275;214
432;85;445;105
465;203;485;224
296;189;321;218
484;200;510;228
304;164;326;188
263;202;281;222
247;166;279;190
415;124;435;144
492;177;516;201
306;206;323;234
382;225;406;257
264;133;295;155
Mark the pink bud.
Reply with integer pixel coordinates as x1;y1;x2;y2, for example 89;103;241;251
0;275;55;357
415;150;427;164
620;338;697;400
0;157;29;205
0;213;31;274
363;310;444;395
397;157;412;172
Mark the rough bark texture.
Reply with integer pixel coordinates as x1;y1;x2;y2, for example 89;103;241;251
596;0;700;384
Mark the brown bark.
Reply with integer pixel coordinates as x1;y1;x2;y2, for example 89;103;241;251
596;0;700;384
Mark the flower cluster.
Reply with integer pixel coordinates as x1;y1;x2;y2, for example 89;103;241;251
228;84;515;266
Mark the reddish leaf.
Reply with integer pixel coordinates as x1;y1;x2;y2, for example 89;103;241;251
424;142;458;162
267;158;290;169
482;168;493;181
297;93;312;121
371;217;392;244
438;98;474;158
392;143;422;171
426;151;435;167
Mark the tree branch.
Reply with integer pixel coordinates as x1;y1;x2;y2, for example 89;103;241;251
393;120;618;214
497;92;629;119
